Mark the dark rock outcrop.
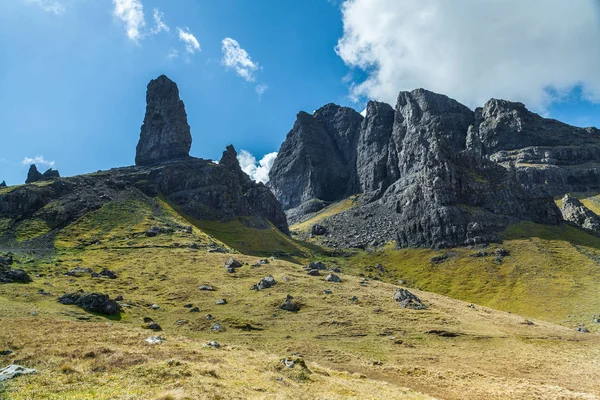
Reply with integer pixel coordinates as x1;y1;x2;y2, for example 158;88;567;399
560;194;600;233
269;88;590;249
0;181;6;188
25;165;42;184
0;267;32;284
393;289;427;310
58;292;121;315
135;75;192;166
25;165;60;184
268;104;363;212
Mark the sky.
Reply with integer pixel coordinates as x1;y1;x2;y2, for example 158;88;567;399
1;0;599;186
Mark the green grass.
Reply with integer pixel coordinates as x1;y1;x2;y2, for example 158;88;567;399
15;218;51;242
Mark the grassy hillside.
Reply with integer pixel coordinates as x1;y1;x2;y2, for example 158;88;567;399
1;194;600;398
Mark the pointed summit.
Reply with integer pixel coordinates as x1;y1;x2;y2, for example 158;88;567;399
135;75;192;166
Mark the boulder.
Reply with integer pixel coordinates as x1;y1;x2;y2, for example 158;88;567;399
0;267;32;284
0;364;37;382
57;292;121;315
280;294;300;312
135;75;192;166
311;224;328;236
325;274;342;283
251;276;277;291
223;258;242;269
392;289;427;310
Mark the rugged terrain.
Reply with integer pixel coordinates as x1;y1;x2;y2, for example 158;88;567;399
1;76;600;399
269;89;600;249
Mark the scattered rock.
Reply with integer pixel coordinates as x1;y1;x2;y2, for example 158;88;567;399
323;289;332;295
252;259;269;267
57;292;121;315
392;289;427;310
576;327;590;333
308;261;326;270
426;330;462;337
280;295;300;312
36;289;52;296
495;248;510;257
0;350;14;356
311;224;328;236
151;304;160;310
350;296;358;303
0;267;32;284
143;323;162;331
183;304;193;308
431;254;449;264
199;285;214;291
216;299;227;305
307;269;321;276
211;323;224;332
145;336;165;345
281;356;308;370
0;254;13;266
325;274;342;283
522;319;535;326
0;364;37;382
205;314;213;320
91;268;118;279
64;267;93;277
251;276;277;291
175;319;188;326
205;341;221;349
223;258;242;269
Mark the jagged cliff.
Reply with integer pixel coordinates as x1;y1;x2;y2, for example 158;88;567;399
269;89;597;249
0;75;288;248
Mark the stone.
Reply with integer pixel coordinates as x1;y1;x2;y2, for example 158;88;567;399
42;169;60;180
392;289;427;310
223;258;242;269
143;323;162;331
145;336;165;344
0;350;14;356
251;276;277;291
280;294;300;312
199;285;214;291
307;269;320;276
308;261;326;270
58;292;121;315
151;304;160;310
189;307;200;313
0;364;37;382
0;254;13;266
576;327;590;333
64;267;93;277
135;75;192;166
495;249;510;257
0;267;32;284
325;274;342;283
98;269;117;279
216;299;227;305
560;194;600;233
311;224;328;236
0;181;6;188
252;259;269;267
205;341;221;349
211;323;224;331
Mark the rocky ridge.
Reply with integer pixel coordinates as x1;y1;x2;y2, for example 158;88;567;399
269;89;597;249
0;75;288;248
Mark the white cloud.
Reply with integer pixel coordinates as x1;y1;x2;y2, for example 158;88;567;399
112;0;145;43
150;8;169;34
255;84;268;99
177;27;201;54
237;150;278;184
21;155;55;168
336;0;600;110
26;0;65;15
167;48;179;59
221;38;260;82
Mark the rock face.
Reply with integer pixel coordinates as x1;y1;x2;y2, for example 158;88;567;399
135;75;192;166
269;88;591;249
25;165;60;184
0;181;6;188
268;104;363;213
560;194;600;233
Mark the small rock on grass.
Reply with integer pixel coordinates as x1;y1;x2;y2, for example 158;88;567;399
216;299;227;305
0;364;37;382
205;341;221;349
325;274;342;283
145;336;165;345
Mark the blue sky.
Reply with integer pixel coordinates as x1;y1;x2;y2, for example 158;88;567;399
1;0;599;186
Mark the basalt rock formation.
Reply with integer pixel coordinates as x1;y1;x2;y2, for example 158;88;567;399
269;89;596;249
0;75;288;248
135;75;192;166
0;181;6;188
560;194;600;233
25;165;60;184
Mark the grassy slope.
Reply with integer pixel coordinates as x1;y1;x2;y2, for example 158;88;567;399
1;195;600;398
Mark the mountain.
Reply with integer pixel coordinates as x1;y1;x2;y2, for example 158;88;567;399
0;75;288;251
269;89;600;249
